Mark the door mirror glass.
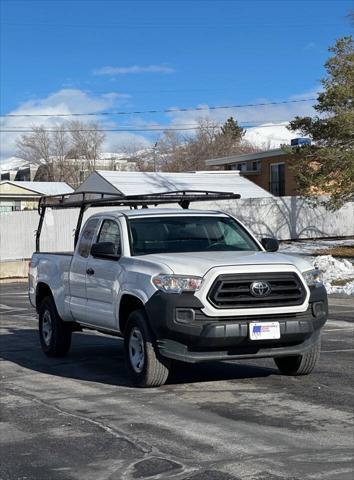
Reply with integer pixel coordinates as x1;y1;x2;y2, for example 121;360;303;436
91;242;120;260
261;237;279;252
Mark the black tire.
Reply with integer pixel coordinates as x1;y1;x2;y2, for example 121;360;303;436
274;337;321;376
39;296;72;357
124;310;170;387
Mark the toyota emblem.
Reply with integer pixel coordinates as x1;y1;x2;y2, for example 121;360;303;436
250;281;271;297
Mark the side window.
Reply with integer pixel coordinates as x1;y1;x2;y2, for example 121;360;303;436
78;218;99;258
97;219;121;256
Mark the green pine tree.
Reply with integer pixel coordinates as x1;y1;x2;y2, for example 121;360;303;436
287;36;354;209
220;117;245;141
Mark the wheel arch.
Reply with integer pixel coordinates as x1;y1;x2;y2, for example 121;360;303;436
119;294;146;334
36;282;54;313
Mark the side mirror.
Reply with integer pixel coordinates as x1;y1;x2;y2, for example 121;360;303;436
261;237;279;252
91;242;120;260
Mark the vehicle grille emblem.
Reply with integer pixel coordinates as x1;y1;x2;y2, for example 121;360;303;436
250;281;271;297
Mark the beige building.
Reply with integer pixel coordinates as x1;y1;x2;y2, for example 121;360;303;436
0;181;73;212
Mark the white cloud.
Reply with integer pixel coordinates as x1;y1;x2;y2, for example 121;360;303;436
93;65;175;75
244;122;298;149
0;88;150;162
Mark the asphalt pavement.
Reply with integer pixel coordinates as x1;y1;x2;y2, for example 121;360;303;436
0;281;353;480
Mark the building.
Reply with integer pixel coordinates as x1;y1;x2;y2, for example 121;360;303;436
0;153;137;185
75;169;273;199
0;181;73;212
0;157;39;181
75;153;138;183
206;140;310;196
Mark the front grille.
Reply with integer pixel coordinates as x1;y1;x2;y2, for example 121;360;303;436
208;272;306;309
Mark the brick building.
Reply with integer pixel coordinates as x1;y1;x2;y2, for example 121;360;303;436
206;148;298;196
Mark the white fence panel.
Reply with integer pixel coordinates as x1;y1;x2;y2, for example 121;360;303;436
0;196;353;261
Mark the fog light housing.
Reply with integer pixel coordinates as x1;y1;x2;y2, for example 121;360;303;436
175;308;195;324
312;301;326;317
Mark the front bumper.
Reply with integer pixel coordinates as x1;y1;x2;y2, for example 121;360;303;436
145;286;328;363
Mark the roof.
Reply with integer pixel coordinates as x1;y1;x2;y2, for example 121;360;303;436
205;148;287;166
75;170;272;199
89;208;227;219
0;157;30;172
0;181;74;195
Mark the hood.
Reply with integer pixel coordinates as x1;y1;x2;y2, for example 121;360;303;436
142;251;312;277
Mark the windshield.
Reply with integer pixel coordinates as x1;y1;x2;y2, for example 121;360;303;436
128;216;260;256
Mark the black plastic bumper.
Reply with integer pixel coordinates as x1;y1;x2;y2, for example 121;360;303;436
145;286;328;363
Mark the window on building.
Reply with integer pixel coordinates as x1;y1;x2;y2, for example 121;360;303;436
252;161;260;171
270;163;285;196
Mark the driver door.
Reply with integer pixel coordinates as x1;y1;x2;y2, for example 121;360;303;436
85;218;123;330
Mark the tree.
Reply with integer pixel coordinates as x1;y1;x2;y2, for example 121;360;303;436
220;117;245;141
17;126;55;180
16;122;106;185
67;121;105;171
287;36;354;208
157;117;258;172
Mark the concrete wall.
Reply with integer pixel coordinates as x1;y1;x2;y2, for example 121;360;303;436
0;196;353;277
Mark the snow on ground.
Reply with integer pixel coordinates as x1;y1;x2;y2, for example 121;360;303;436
279;239;354;296
313;255;354;295
279;238;354;255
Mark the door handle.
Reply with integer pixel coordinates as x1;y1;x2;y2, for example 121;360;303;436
86;268;95;276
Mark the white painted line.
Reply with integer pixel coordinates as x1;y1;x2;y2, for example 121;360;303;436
0;304;27;311
0;292;28;296
328;303;353;310
329;307;354;315
323;328;354;332
0;304;28;315
322;349;354;353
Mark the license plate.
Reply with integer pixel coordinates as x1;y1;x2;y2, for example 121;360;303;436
249;322;280;340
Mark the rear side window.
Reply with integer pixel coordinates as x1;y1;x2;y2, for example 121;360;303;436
78;218;99;258
97;219;121;255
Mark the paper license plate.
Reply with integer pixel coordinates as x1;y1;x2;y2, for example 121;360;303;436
249;322;280;340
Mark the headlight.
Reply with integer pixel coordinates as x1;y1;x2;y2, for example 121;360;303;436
152;274;203;294
302;269;323;287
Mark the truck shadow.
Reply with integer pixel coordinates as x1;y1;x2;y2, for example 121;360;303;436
1;327;276;388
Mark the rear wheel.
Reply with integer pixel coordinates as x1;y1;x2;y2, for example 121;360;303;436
124;310;170;387
39;296;72;357
274;337;321;376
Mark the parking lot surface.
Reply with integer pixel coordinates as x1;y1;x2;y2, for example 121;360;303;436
0;281;353;480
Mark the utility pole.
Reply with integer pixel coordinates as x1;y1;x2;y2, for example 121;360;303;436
153;142;158;172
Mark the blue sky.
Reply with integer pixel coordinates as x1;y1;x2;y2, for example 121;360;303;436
0;0;352;160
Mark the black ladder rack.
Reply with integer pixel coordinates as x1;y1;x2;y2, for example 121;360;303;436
36;190;241;252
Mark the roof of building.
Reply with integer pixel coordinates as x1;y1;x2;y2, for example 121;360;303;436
205;148;287;166
0;157;30;172
0;181;74;195
75;170;273;199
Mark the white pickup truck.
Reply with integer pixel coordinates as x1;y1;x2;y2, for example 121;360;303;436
29;191;328;387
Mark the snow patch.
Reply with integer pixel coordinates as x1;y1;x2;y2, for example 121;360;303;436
312;255;354;296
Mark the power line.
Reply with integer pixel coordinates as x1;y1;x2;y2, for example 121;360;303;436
0;98;315;118
3;120;287;129
0;123;291;133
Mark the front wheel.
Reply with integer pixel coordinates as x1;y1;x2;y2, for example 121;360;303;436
124;310;170;387
274;337;321;376
39;296;72;357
